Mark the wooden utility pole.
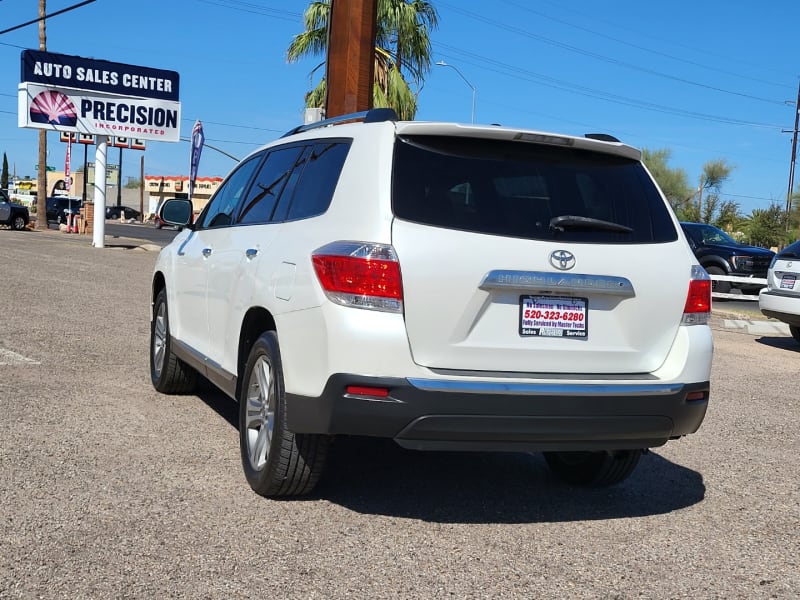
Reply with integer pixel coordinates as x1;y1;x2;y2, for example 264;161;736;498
36;0;47;229
785;80;800;228
325;0;377;118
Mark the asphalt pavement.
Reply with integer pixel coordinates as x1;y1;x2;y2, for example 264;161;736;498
1;228;798;599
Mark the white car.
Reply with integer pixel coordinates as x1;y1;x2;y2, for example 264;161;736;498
759;239;800;343
150;109;713;497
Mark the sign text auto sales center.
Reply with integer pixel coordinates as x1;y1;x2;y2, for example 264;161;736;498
18;50;180;142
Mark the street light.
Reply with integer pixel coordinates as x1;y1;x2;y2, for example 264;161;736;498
436;60;476;124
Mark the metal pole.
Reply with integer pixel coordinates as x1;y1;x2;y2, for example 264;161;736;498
117;146;122;207
436;61;476;124
139;154;144;222
82;143;87;203
785;80;800;229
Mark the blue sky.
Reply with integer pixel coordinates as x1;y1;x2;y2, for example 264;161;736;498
1;0;798;216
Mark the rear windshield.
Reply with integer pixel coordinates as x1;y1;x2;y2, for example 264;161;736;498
391;135;677;244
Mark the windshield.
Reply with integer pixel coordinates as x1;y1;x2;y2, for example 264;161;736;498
688;224;739;246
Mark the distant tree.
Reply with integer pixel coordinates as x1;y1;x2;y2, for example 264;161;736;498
714;199;743;233
124;177;141;189
641;148;691;215
745;202;788;248
697;159;733;221
1;153;8;190
287;0;438;120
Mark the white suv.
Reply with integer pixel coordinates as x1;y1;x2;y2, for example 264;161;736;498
150;109;713;497
759;239;800;343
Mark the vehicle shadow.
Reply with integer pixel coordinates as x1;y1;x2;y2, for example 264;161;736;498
312;437;705;524
193;382;706;524
755;336;800;352
195;377;238;429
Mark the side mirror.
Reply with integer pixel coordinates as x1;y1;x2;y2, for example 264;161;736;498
160;198;194;228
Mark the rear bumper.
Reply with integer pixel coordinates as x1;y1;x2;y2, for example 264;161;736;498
759;290;800;326
286;374;709;451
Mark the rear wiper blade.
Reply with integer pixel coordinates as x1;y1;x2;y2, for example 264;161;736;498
549;215;633;234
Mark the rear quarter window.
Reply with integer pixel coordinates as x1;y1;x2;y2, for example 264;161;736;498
392;135;677;244
278;141;351;222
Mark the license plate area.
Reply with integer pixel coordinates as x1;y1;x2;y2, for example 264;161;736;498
780;274;796;289
520;295;587;338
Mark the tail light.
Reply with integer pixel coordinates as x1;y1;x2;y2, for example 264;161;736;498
682;265;711;325
312;241;403;313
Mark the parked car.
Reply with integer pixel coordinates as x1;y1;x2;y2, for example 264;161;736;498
106;205;141;220
0;190;30;230
680;222;774;295
150;109;713;498
759;239;800;343
152;198;184;229
46;197;82;225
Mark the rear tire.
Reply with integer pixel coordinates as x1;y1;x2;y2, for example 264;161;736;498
705;266;731;295
150;288;197;394
790;325;800;344
239;331;329;497
544;450;642;486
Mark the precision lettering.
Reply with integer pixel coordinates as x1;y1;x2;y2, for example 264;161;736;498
80;100;178;129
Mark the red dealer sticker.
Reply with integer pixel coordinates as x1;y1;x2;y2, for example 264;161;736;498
519;295;587;338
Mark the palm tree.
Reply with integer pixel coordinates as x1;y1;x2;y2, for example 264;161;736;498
287;0;438;120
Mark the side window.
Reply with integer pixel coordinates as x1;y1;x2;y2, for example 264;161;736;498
237;146;304;225
282;141;351;221
197;153;264;229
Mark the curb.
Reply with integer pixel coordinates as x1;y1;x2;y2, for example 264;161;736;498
718;319;790;336
712;309;791;336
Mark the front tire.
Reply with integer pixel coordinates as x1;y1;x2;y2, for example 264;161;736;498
239;331;328;497
790;325;800;344
544;450;642;486
10;215;26;231
150;288;197;394
705;266;731;295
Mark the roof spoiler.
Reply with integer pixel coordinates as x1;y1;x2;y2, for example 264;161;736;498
282;108;399;138
585;133;621;143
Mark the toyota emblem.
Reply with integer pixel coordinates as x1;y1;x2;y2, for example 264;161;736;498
550;250;576;271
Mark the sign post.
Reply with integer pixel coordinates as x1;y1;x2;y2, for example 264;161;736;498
93;136;107;247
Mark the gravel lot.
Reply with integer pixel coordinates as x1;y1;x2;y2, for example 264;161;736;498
1;229;798;599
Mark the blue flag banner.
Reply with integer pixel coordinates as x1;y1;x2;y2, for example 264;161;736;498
189;120;204;200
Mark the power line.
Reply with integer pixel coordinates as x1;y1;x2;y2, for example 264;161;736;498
0;0;97;36
194;0;301;22
437;1;787;107
436;42;784;130
498;0;790;90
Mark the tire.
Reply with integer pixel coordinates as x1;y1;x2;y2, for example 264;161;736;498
790;325;800;344
705;266;731;295
239;331;329;497
10;215;26;231
150;288;197;394
544;449;642;486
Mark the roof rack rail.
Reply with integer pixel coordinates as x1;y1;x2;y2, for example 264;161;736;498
584;133;621;143
282;108;399;138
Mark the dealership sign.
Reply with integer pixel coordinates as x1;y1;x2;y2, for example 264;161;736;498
18;50;180;143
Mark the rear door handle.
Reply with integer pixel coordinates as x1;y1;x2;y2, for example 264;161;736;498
202;248;212;257
245;248;259;260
